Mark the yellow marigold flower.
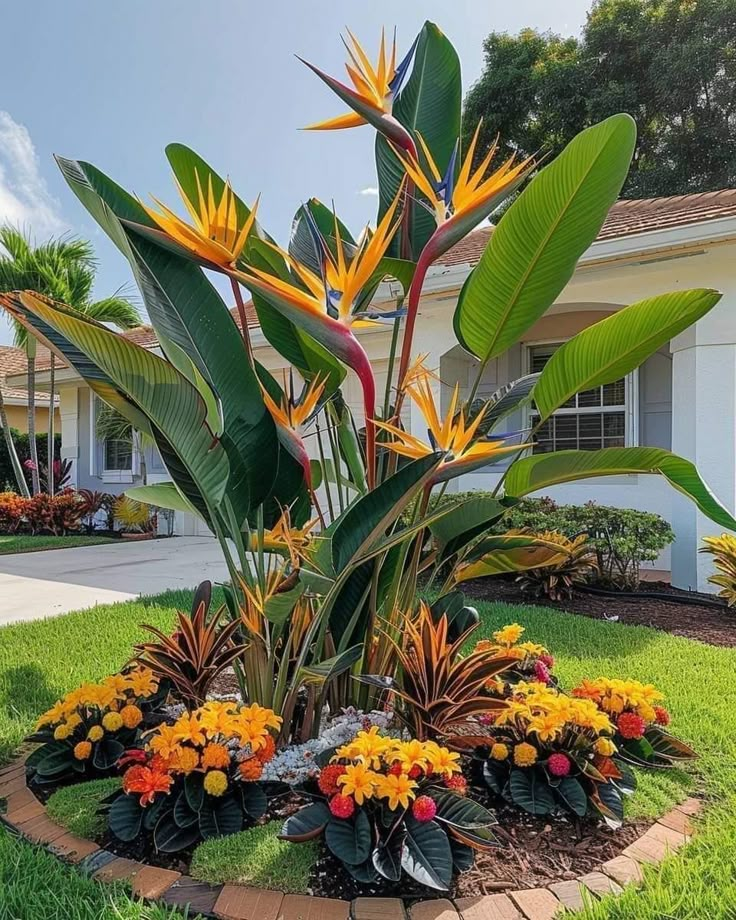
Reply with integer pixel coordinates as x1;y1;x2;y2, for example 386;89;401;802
65;713;82;730
425;742;462;778
337;763;379;806
490;743;509;761
87;725;104;743
74;741;92;761
376;772;417;811
594;737;617;757
493;624;525;646
102;711;124;733
54;723;73;741
528;713;565;743
201;743;231;770
120;705;143;730
513;743;538;768
203;769;229;797
170;746;199;774
637;702;656;724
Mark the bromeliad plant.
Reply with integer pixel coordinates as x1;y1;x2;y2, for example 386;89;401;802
25;666;166;784
280;728;497;891
4;21;736;745
571;678;696;768
108;700;280;852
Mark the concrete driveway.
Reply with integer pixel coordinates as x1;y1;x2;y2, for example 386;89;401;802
0;537;229;627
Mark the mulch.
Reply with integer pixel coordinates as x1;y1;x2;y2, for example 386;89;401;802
462;577;736;648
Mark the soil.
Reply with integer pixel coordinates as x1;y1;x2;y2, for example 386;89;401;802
462;576;736;648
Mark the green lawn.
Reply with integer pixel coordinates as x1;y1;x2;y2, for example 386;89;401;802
0;588;735;917
0;534;119;555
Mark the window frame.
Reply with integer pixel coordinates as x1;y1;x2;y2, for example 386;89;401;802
523;339;639;452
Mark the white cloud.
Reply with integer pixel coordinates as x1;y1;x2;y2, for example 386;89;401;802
359;186;379;197
0;111;65;237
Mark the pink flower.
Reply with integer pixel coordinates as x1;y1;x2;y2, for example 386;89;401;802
547;753;571;777
412;796;437;822
534;660;551;684
23;459;36;470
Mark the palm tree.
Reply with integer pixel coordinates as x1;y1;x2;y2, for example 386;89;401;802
0;227;141;494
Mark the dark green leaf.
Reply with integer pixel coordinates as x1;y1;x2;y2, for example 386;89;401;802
325;811;372;865
198;794;243;840
109;794;144;842
173;792;198;828
509;768;556;815
154;811;202;852
279;802;331;842
239;782;268;819
555;776;587;817
402;814;453;891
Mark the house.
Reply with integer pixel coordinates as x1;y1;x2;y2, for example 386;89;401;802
0;344;59;433
8;189;736;592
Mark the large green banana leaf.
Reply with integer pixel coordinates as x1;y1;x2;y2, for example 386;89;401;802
453;114;636;362
454;534;575;583
126;482;202;518
533;289;722;421
505;447;736;531
16;293;231;513
429;495;512;562
376;21;461;260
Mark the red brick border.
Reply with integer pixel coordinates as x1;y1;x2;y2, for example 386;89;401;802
0;751;702;920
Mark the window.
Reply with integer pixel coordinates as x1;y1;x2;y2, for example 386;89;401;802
92;395;134;475
103;438;133;472
528;344;629;454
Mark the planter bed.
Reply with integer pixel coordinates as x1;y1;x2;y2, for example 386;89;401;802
0;749;701;918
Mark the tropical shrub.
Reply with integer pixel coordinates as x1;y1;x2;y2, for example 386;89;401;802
134;580;246;708
571;677;696;768
25;490;84;535
280;729;497;891
25;666;166;784
476;681;637;828
0;430;60;493
0;491;29;533
108;701;280;852
700;534;736;606
515;531;598;600
3;20;735;749
113;495;152;533
77;489;114;531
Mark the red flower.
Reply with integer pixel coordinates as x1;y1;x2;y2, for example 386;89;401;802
388;762;404;776
444;774;468;796
547;753;571;777
408;764;423;780
617;711;647;740
654;707;670;727
122;765;172;806
539;654;555;669
534;660;551;684
117;749;147;770
329;794;355;819
317;764;344;796
412;795;437;822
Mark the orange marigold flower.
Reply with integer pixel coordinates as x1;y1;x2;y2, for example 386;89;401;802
73;741;92;761
238;758;264;781
513;743;538;767
120;705;143;730
255;734;276;764
122;765;173;806
201;743;231;770
169;747;198;774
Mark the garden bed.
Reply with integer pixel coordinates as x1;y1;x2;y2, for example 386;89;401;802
463;577;736;648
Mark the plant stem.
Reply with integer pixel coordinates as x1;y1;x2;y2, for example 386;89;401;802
315;416;335;521
230;277;254;366
394;245;435;422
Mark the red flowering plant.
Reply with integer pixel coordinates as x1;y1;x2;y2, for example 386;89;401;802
571;678;696;768
453;681;637;829
280;727;498;892
25;666;167;784
107;701;280;852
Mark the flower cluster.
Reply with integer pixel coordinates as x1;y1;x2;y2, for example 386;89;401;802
319;727;464;819
28;667;163;782
571;677;668;741
474;623;556;689
122;700;282;806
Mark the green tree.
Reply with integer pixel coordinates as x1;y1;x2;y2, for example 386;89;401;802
0;228;141;494
463;0;736;198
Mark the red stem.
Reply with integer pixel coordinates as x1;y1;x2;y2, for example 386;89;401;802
394;244;435;420
348;341;377;490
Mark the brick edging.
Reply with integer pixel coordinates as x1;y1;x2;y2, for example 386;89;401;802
0;751;702;920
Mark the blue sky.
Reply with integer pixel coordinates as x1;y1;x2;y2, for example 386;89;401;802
0;0;590;345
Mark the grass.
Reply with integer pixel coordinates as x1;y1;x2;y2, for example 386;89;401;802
46;778;121;840
0;828;194;920
0;587;735;916
190;821;317;892
0;534;119;555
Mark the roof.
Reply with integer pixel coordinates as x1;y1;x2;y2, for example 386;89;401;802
6;188;736;380
0;345;55;405
432;187;736;268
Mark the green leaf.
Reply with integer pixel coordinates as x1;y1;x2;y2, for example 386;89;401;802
555;777;588;817
504;447;736;532
619;727;697;768
534;289;722;421
173;792;199;828
155;811;202;853
16;294;231;513
481;374;541;433
126;482;202;519
509;768;556;816
262;581;305;626
299;645;363;686
373;829;405;881
376;22;462;260
279;802;331;842
108;795;143;842
34;746;74;779
431;788;497;830
454;534;574;582
429;495;510;561
429;592;479;643
331;452;443;572
92;738;125;772
184;773;205;812
198;794;243;840
454;114;636;361
325;811;372;865
239;783;268;820
401;814;453;891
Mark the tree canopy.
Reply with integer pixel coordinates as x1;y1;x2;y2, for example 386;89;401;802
463;0;736;198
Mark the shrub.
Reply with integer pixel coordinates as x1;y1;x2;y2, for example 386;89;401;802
113;495;152;533
700;534;736;606
191;821;317;892
0;430;60;492
515;531;598;600
25;490;84;535
0;492;30;533
77;489;115;532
